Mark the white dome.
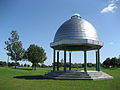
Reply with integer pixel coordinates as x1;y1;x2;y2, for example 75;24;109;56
54;16;99;42
50;15;103;51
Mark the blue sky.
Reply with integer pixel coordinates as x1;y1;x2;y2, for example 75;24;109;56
0;0;120;65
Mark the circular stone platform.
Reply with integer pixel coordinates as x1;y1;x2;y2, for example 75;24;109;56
43;71;113;80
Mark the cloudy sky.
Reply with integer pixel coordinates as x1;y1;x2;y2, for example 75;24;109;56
0;0;120;65
100;0;119;13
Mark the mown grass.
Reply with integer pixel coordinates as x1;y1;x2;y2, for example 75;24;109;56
0;67;120;90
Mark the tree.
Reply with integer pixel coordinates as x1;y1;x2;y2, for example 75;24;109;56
25;44;47;70
103;58;111;68
103;57;120;68
110;57;119;67
5;30;25;68
0;61;6;67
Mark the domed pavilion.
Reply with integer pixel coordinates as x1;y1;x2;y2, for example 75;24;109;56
43;14;113;80
50;14;103;72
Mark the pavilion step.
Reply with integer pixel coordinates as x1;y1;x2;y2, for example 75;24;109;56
45;74;90;77
46;73;89;76
54;77;93;80
43;71;113;80
44;71;91;79
44;75;92;80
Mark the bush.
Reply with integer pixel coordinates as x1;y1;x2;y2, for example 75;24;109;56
0;61;7;67
0;61;21;67
103;57;120;68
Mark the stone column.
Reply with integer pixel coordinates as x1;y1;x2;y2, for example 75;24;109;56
84;51;87;72
69;52;72;71
96;51;98;71
53;49;56;71
98;49;100;71
57;51;59;71
64;50;66;71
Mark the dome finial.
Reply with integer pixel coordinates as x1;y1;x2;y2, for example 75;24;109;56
73;13;80;17
71;13;81;19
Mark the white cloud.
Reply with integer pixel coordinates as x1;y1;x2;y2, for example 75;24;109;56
100;4;117;13
109;42;114;45
110;0;119;3
100;0;119;13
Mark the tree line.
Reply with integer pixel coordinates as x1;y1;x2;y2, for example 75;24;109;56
4;30;47;70
0;61;30;67
0;61;96;68
102;57;120;68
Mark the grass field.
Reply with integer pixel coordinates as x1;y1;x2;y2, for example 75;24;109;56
0;67;120;90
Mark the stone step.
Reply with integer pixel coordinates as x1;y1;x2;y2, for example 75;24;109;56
58;76;91;78
46;73;89;76
45;73;91;79
43;71;113;80
47;72;87;75
54;77;93;80
44;75;91;80
46;74;90;78
45;75;90;78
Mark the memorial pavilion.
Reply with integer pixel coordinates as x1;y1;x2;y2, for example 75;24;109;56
50;14;103;72
43;14;113;80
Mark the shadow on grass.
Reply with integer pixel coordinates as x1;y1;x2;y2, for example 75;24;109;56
12;67;32;71
14;75;50;80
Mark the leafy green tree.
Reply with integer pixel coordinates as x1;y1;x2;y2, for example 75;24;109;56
25;44;47;70
0;61;7;67
110;57;119;67
103;57;120;68
5;30;25;68
103;58;111;68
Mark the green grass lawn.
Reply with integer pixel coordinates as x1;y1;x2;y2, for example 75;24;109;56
0;67;120;90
